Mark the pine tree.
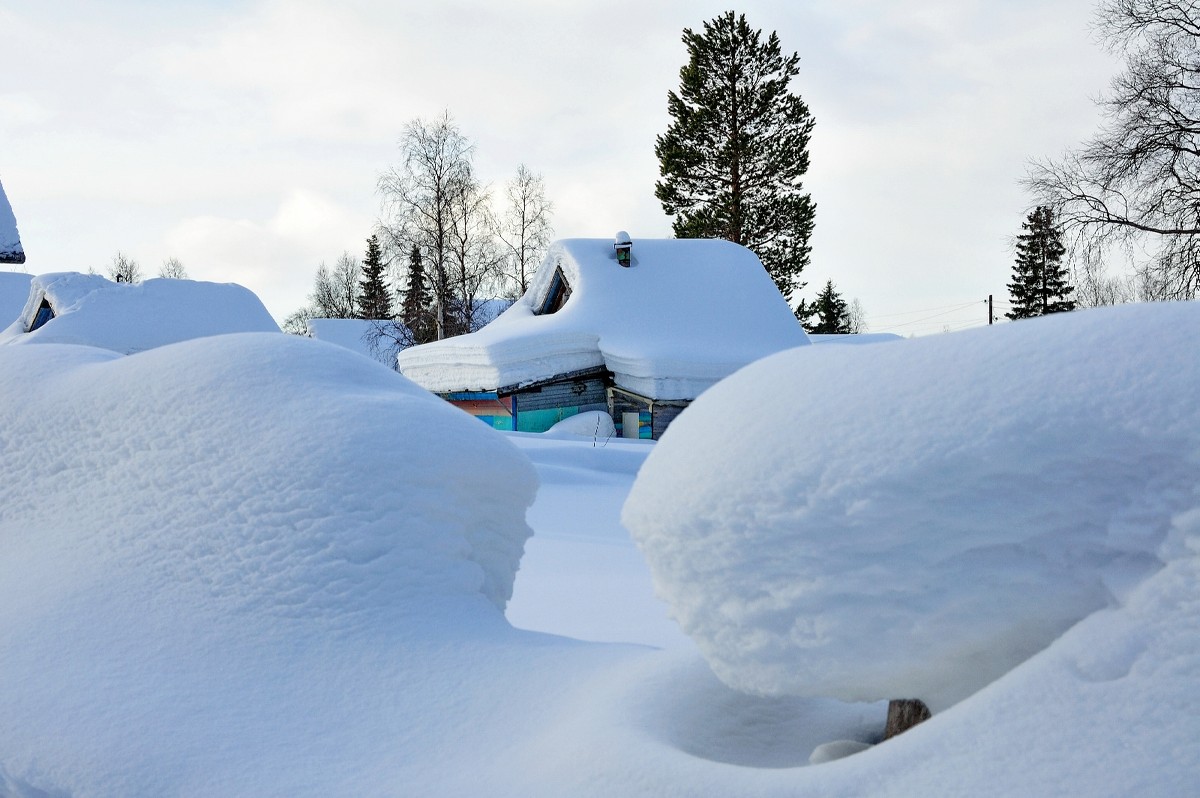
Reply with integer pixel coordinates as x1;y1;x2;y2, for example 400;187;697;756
357;234;392;320
1006;206;1075;319
401;245;435;344
805;280;851;334
655;11;816;299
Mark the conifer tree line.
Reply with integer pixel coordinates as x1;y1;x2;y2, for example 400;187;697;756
285;111;553;351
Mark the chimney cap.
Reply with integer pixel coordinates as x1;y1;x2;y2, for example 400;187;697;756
614;230;631;247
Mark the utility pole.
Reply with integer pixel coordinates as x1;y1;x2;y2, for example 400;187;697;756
988;294;994;325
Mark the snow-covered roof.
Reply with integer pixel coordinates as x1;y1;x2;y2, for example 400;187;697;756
0;271;32;327
0;272;280;354
0;178;25;264
398;237;809;400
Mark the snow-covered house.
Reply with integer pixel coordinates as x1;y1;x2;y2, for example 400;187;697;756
0;178;25;265
397;235;809;438
0;272;280;354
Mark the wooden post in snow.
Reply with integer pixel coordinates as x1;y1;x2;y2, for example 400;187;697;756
884;699;931;740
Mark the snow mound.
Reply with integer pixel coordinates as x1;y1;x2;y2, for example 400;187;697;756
623;303;1200;710
0;178;24;264
0;272;280;353
545;410;618;439
0;334;536;615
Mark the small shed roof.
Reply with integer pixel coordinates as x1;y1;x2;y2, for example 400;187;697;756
0;272;280;354
398;237;809;400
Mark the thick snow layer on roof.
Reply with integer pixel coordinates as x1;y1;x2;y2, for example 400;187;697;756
0;178;24;264
307;317;400;368
0;271;32;327
0;272;280;353
398;238;808;399
624;302;1200;711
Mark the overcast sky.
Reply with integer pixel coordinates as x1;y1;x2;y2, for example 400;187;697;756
2;0;1120;335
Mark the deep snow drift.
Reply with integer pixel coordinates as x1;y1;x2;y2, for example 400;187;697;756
625;302;1200;712
0;335;543;794
3;304;1199;796
0;272;279;353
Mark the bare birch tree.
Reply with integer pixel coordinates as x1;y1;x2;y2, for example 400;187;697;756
446;177;505;334
310;252;360;318
378;112;476;340
1027;0;1200;298
108;252;142;283
158;257;188;279
495;164;553;299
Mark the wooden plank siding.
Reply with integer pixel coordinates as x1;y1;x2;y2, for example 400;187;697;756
445;368;692;439
607;385;689;440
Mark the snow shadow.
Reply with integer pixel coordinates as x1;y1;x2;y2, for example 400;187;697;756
638;659;886;768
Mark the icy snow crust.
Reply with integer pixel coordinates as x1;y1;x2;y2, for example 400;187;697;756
0;272;280;353
397;238;808;399
0;179;23;263
624;302;1200;711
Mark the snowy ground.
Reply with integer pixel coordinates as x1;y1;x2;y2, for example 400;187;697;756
504;433;689;649
2;303;1199;796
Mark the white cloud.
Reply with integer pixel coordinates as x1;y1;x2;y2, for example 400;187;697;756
3;0;1126;334
165;190;370;320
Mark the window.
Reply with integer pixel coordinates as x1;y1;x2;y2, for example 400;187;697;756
537;266;572;315
28;298;53;332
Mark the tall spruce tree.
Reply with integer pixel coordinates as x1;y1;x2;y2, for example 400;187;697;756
357;234;392;320
1007;206;1075;319
655;11;816;301
805;280;851;334
401;245;435;344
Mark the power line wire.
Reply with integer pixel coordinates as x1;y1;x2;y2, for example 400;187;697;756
885;304;988;329
864;300;982;321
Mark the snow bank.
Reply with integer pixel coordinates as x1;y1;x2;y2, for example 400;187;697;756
3;312;1199;794
0;333;534;613
0;178;24;264
0;334;541;793
398;238;807;399
624;303;1200;710
0;272;280;353
544;410;618;439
